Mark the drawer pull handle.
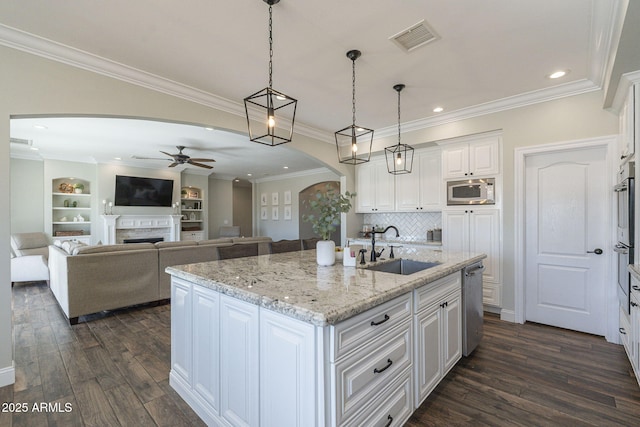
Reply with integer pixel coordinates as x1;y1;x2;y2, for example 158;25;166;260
620;327;627;335
385;415;393;427
374;358;393;374
633;286;640;291
632;302;638;308
371;314;390;326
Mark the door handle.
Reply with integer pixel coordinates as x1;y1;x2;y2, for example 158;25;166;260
587;248;603;255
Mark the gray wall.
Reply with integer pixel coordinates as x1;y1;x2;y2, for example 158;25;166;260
208;178;234;238
233;183;253;237
10;158;44;234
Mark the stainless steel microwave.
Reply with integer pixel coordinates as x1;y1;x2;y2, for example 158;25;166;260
447;178;495;205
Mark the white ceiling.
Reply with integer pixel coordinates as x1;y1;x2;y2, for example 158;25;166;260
2;0;622;179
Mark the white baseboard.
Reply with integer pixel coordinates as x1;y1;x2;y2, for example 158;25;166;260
500;309;516;323
0;362;15;387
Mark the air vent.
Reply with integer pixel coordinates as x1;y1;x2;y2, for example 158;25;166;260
10;137;32;146
389;20;439;52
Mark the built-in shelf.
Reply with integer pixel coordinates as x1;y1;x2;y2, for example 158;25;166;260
51;177;92;244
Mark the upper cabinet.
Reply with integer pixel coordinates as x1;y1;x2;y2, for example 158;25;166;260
355;158;395;213
441;135;500;179
620;84;637;162
395;147;442;212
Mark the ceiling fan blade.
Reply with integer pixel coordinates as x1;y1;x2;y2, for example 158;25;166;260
188;158;216;162
160;151;176;158
187;160;214;169
132;155;172;161
168;162;179;168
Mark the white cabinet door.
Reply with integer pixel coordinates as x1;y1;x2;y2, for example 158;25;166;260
468;209;501;285
469;137;500;177
220;295;259;427
356;163;375;212
260;310;318;427
442;136;500;179
396;149;442;211
171;279;192;384
443;209;501;306
620;84;635;160
442;210;469;253
192;286;220;413
442;145;469;179
442;291;462;375
356;159;395;212
414;303;442;405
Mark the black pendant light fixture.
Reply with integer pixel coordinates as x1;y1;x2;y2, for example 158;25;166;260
384;84;414;174
335;50;373;165
244;0;297;146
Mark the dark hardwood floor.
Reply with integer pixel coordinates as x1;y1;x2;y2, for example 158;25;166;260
2;281;640;426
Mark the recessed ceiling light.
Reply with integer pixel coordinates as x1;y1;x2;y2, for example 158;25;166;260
30;147;39;151
204;127;214;131
548;69;570;79
33;124;47;130
283;166;289;169
247;173;252;177
234;178;240;182
114;157;122;160
433;107;444;113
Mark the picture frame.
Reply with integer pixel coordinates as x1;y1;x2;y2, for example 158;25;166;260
284;190;292;205
271;192;279;206
261;193;267;206
272;206;279;220
284;205;292;220
188;190;199;199
261;207;268;220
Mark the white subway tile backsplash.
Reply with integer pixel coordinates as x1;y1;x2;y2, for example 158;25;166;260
362;212;442;240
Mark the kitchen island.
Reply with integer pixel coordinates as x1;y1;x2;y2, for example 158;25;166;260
167;247;485;427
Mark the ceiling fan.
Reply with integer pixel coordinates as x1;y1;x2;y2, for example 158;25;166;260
133;145;216;169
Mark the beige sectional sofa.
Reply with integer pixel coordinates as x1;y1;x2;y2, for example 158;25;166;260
49;236;273;324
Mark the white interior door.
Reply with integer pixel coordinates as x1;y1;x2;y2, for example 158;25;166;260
524;146;608;335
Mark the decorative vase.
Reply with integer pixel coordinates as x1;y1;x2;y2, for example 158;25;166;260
316;240;336;266
74;188;83;194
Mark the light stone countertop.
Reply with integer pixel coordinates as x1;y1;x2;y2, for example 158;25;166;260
166;247;486;326
629;264;640;280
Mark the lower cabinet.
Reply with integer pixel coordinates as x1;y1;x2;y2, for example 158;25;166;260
170;273;464;426
414;273;462;406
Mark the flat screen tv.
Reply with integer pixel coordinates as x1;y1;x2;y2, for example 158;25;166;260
114;175;174;207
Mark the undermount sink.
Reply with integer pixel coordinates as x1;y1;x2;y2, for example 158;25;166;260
366;259;440;275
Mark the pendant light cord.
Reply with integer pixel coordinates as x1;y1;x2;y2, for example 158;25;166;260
397;88;401;146
351;57;356;127
268;4;273;89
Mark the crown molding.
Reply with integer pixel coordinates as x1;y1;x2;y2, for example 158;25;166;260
254;167;333;183
0;24;332;143
374;79;599;139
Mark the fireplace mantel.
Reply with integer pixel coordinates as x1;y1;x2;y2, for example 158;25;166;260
101;215;182;244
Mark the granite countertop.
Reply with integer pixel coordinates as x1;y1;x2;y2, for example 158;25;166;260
166;247;485;327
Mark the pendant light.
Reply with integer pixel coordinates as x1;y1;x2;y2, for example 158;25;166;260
335;50;373;165
384;84;414;174
244;0;297;146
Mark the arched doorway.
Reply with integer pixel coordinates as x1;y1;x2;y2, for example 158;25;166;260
298;181;341;244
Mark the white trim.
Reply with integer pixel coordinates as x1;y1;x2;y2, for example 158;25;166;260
610;70;640;113
500;309;515;323
374;80;599;139
0;363;15;387
514;135;618;341
253;167;334;183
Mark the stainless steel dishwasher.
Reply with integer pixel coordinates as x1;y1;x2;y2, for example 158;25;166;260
462;261;485;356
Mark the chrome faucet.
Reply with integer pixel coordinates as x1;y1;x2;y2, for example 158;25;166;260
370;225;400;262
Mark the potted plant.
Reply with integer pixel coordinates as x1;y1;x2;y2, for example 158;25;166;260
73;183;85;194
303;184;355;266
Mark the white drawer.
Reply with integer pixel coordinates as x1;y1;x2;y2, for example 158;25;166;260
620;304;631;355
333;321;412;425
414;272;460;313
344;368;413;427
328;293;412;362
